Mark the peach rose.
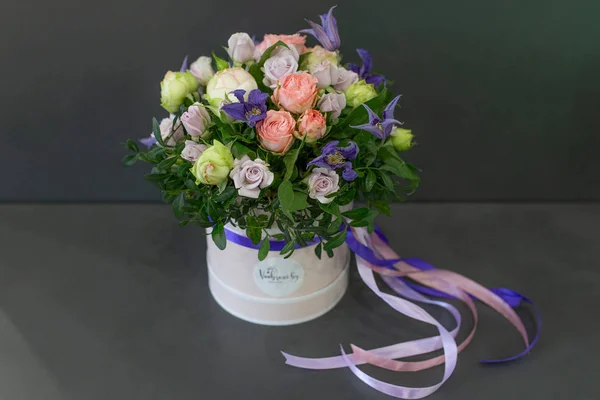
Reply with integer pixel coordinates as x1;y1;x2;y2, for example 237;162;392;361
256;110;296;154
295;109;326;143
256;34;307;55
272;72;319;114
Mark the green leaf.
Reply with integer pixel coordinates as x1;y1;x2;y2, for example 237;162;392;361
217;179;228;194
157;156;178;170
258;239;270;261
231;141;254;159
257;41;289;66
377;170;395;191
172;193;186;219
298;51;312;69
372;200;391;216
365;169;376;192
283;149;300;181
213;186;236;203
319;202;341;216
278;180;295;211
125;139;139;153
280;239;296;256
211;224;227;250
336;186;356;205
314;242;323;259
246;226;262;245
122;154;138;167
152;117;164;146
289;191;309;212
324;228;347;252
212;52;229;71
342;207;370;220
380;163;420;181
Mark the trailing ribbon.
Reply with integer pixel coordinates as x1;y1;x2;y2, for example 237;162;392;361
223;225;541;398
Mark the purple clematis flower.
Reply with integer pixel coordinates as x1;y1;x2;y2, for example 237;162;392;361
221;89;268;127
350;95;402;139
348;49;386;88
299;6;341;52
139;136;157;148
307;140;359;181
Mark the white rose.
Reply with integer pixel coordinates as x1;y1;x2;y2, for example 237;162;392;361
307;168;340;204
205;67;258;106
181;140;208;162
262;55;298;88
189;56;215;85
333;66;359;92
229;155;274;199
227;32;256;64
310;60;340;88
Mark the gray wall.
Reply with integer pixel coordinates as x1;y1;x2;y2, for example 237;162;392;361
2;0;598;202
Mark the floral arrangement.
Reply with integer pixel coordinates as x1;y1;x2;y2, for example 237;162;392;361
123;6;419;260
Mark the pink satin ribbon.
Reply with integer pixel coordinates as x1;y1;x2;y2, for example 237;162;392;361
282;227;534;398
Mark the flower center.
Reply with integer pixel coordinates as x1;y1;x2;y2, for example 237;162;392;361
245;107;262;118
326;152;346;165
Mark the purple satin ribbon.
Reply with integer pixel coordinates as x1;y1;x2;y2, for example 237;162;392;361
224;227;319;252
345;227;541;364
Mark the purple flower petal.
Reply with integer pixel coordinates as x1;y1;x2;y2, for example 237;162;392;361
140;136;157;148
362;103;380;124
381;119;402;138
179;55;189;72
307;155;330;169
248;89;269;105
338;141;359;160
322;140;340;155
342;166;358;181
356;49;372;77
350;123;384;139
221;103;246;121
302;7;340;52
383;95;402;120
365;74;386;88
230;89;246;103
347;63;360;74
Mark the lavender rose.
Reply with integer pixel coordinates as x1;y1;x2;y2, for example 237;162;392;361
229;155;274;198
263;54;299;88
310;60;339;88
227;32;256;64
307;167;340;204
181;140;207;162
317;92;346;119
181;103;212;138
333;66;359;92
153;116;184;146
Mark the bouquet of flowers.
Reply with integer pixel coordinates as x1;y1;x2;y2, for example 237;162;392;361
123;6;419;261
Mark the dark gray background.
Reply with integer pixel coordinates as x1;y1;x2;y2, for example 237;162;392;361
1;0;599;202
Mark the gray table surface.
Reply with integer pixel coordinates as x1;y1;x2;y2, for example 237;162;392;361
1;203;598;400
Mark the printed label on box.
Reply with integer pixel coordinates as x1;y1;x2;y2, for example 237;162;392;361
253;257;305;297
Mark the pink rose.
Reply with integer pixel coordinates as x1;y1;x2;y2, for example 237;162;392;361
272;72;319;114
256;110;296;154
256;34;307;55
295;109;326;143
181;140;207;162
181;104;211;138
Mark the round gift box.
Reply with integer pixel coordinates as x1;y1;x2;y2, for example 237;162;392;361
206;224;350;325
